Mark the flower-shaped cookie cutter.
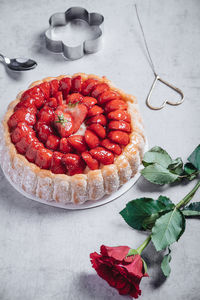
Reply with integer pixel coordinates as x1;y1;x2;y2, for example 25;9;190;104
45;7;104;60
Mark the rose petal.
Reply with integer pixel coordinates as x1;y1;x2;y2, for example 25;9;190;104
118;282;131;295
124;255;145;278
100;245;130;262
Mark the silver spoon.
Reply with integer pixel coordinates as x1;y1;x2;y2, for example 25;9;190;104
0;53;37;71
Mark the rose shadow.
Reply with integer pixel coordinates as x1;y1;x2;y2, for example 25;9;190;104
141;241;167;288
77;272;132;300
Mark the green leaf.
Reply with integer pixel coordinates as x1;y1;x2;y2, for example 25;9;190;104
151;208;185;251
184;163;199;180
161;248;171;277
157;196;175;208
182;202;200;217
188;145;200;170
127;249;139;257
142;146;172;168
120;197;172;231
141;163;179;185
168;157;184;176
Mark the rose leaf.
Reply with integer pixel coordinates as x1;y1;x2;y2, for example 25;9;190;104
142;146;172;168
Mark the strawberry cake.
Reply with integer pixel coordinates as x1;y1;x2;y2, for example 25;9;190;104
0;73;146;204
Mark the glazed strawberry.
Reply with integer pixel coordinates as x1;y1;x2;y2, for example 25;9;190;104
71;75;82;93
50;79;59;96
15;135;36;155
85;129;100;149
11;122;35;144
8;108;36;129
21;86;45;108
91;83;109;98
81;97;97;109
54;108;74;137
81;78;98;96
14;99;37;114
90;147;114;165
37;105;54;124
101;139;122;155
87;105;103;118
68;135;87;153
50;152;66;174
98;90;120;105
59;77;71;99
82;151;99;170
66;93;83;104
46;134;60;151
107;109;131;123
108;120;131;133
39;82;50;99
86;114;107;126
59;138;73;153
105;100;128;113
108;130;130;146
36;121;53;143
46;97;57;108
66;103;88;133
25;140;44;163
55;91;63;106
35;148;53;169
62;153;85;175
87;124;106;139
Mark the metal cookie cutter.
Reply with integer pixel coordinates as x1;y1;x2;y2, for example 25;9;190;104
45;7;104;60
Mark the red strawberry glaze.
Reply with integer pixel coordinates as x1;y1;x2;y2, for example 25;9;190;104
105;100;128;113
51;152;66;174
59;77;71;99
101;139;122;155
36;122;53;143
37;105;55;124
82;151;99;170
81;97;97;109
35;148;53;169
25;140;44;163
8;76;133;175
59;138;73;154
81;79;98;96
108;120;131;133
108;131;130;146
71;75;82;93
90;147;114;165
98;90;120;105
87;105;103;118
91;83;109;98
8;108;36;129
85;130;100;149
86;114;107;126
11;122;35;144
66;93;84;104
87;124;106;139
68;135;87;153
107;109;131;123
62;154;85;175
50;79;59;96
46;134;60;151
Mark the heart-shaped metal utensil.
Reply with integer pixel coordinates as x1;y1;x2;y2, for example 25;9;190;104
146;74;184;110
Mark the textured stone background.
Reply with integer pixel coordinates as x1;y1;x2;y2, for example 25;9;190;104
0;0;200;299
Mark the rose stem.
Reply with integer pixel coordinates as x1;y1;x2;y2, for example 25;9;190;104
135;179;200;254
176;179;200;209
136;235;151;255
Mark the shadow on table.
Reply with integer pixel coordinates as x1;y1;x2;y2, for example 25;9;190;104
0;167;74;217
78;273;132;300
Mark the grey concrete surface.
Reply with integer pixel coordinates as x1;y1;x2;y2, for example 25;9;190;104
0;0;200;299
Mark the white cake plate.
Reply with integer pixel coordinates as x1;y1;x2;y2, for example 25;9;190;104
1;141;148;210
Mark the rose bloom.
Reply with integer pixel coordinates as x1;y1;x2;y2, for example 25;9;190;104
90;245;148;298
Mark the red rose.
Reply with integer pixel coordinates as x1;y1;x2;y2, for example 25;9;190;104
90;245;148;298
